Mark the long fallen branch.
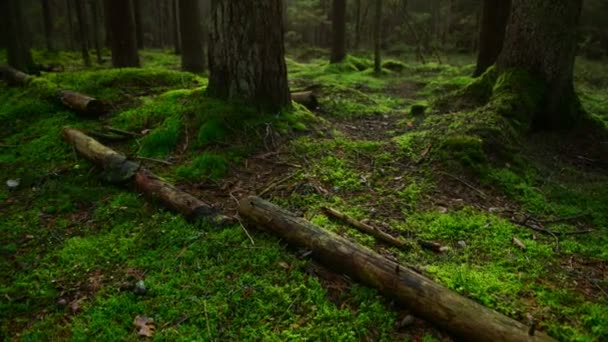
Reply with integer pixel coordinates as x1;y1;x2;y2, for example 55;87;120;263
239;196;555;342
62;128;233;225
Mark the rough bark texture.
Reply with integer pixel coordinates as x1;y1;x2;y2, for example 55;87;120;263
104;0;140;68
329;0;346;63
172;0;181;55
134;0;144;49
41;0;55;51
60;90;105;116
373;0;382;74
73;0;91;67
89;0;103;64
497;0;583;129
473;0;511;77
239;196;556;342
62;128;234;225
208;0;291;112
178;0;205;73
5;0;35;72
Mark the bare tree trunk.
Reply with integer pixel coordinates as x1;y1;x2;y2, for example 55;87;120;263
73;0;91;67
178;0;205;72
104;0;140;67
41;0;55;51
354;0;361;49
473;0;511;77
66;0;76;50
497;0;583;129
373;0;382;74
89;0;103;64
5;0;35;72
330;0;346;63
208;0;291;112
173;0;181;55
133;0;144;49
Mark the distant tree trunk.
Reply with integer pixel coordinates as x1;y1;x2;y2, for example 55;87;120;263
208;0;291;112
66;0;76;50
5;0;35;72
373;0;382;74
497;0;583;129
102;0;112;48
330;0;346;63
41;0;55;51
133;0;144;49
354;0;361;49
89;0;103;64
73;0;91;67
178;0;205;72
173;0;181;55
104;0;140;67
473;0;511;77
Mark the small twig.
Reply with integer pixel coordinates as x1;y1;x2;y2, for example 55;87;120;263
203;300;213;342
258;173;299;197
85;130;131;141
135;156;173;166
511;218;593;236
103;125;140;137
439;171;487;199
539;213;590;224
236;216;255;245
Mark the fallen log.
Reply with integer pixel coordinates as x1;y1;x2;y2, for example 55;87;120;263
0;64;33;85
322;207;410;250
291;91;319;110
239;196;554;342
62;128;233;225
60;90;105;116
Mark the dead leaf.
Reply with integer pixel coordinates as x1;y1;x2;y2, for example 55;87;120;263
134;315;155;337
512;237;526;251
278;262;290;270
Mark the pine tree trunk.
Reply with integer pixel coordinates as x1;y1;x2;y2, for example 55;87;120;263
208;0;291;113
178;0;205;72
173;0;181;55
330;0;346;63
354;0;361;49
90;0;103;64
41;0;55;51
497;0;583;129
473;0;511;77
133;0;144;49
373;0;382;74
5;0;35;72
104;0;140;68
66;0;76;50
74;0;91;67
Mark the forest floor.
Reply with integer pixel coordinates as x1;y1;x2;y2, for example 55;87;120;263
1;49;608;341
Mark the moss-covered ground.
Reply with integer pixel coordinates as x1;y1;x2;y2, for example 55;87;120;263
1;49;607;341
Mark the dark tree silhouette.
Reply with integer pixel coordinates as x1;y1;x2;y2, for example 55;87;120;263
473;0;511;77
41;0;55;51
330;0;346;63
73;0;91;67
208;0;291;112
4;0;35;72
104;0;140;67
89;0;103;64
497;0;583;128
133;0;144;49
178;0;205;73
373;0;382;74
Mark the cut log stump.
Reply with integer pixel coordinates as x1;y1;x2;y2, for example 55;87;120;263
239;196;555;342
60;90;105;116
0;64;33;85
62;128;233;225
291;91;319;110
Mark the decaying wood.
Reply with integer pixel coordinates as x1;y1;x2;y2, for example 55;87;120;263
322;207;409;250
239;196;555;342
60;90;105;116
62;128;233;225
291;91;319;110
0;64;33;85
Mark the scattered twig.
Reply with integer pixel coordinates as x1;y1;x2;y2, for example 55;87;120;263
103;126;140;137
203;300;213;342
510;217;593;236
84;130;131;142
236;216;255;245
512;237;526;251
439;171;487;199
322;207;409;250
258;173;299;197
418;240;450;253
539;213;590;225
135;156;173;166
0;143;17;148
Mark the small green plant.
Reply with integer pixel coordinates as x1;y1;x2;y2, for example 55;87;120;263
176;153;229;181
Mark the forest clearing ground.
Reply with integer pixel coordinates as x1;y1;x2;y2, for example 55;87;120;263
1;50;608;341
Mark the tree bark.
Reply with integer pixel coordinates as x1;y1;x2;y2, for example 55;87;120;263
173;0;181;55
178;0;205;73
41;0;55;51
133;0;144;49
73;0;92;67
497;0;583;129
62;128;234;225
5;0;35;72
330;0;346;63
89;0;104;64
60;90;105;116
473;0;511;77
208;0;291;113
238;196;556;342
104;0;140;67
354;0;361;49
373;0;382;74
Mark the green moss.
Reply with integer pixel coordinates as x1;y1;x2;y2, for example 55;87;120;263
176;153;229;181
139;116;182;158
316;156;362;192
393;131;429;160
439;135;487;170
382;59;407;72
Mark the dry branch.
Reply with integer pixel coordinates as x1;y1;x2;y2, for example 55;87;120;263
239;196;555;342
62;128;233;225
0;64;33;85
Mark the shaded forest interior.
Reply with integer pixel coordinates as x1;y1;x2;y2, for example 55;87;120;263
1;0;608;341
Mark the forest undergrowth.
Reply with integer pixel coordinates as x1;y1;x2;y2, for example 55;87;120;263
1;49;607;341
